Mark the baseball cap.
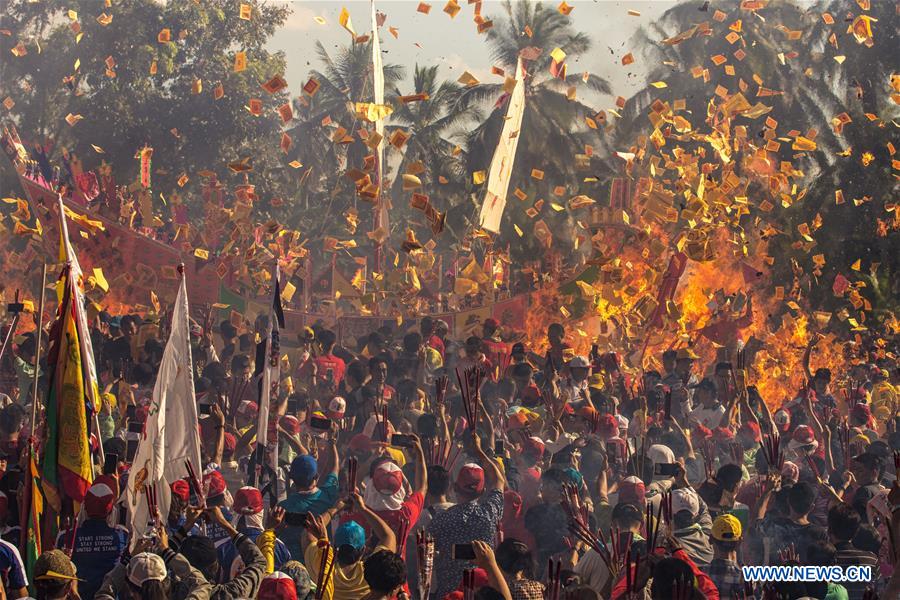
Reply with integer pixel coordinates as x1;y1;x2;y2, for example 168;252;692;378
259;572;298;600
671;488;701;518
334;521;366;550
327;396;346;419
373;462;404;495
233;486;264;515
712;514;743;542
237;400;259;418
127;552;167;586
456;463;485;494
773;409;791;432
203;470;226;502
647;444;675;465
483;318;500;330
289;455;318;487
617;476;646;506
85;482;115;519
279;415;301;435
34;549;81;582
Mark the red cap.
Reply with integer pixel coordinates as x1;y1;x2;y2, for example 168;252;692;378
237;400;259;418
456;463;485;494
223;432;237;453
349;434;373;454
373;462;404;494
233;486;264;515
280;415;301;435
617;475;646;506
258;572;298;600
522;436;544;458
483;318;500;330
851;403;871;423
171;479;190;503
94;474;119;498
85;481;115;519
598;413;619;439
203;470;226;499
792;425;815;445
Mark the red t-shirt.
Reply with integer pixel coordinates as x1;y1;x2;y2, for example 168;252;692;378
375;491;424;560
342;492;425;560
314;354;346;387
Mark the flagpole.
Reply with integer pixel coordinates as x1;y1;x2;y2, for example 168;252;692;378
29;264;47;441
0;290;22;367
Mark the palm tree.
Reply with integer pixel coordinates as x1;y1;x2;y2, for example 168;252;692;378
383;64;481;242
459;0;611;257
283;40;404;239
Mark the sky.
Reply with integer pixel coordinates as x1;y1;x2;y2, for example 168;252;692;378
266;0;683;107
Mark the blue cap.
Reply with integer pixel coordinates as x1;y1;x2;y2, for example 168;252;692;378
334;521;366;550
289;455;318;488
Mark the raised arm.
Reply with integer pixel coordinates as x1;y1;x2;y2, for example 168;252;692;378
411;434;428;496
352;492;397;553
471;431;506;491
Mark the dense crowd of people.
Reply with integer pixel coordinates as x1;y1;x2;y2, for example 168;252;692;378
1;311;899;600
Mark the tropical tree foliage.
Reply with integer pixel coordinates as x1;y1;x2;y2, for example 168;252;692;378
0;0;292;216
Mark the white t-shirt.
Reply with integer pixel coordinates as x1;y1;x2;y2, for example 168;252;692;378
692;403;726;429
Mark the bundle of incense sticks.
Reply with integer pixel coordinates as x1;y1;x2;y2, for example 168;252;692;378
759;432;784;473
462;568;476;600
314;541;336;600
546;559;562;600
426;438;444;466
347;456;358;495
446;444;462;471
660;491;673;527
456;366;484;431
416;530;435;599
228;375;250;420
376;405;390;443
624;548;642;600
837;420;852;467
644;501;664;552
144;483;159;526
184;459;205;507
589;411;601;435
434;375;448;409
699;440;715;481
628;436;648;479
397;515;410;551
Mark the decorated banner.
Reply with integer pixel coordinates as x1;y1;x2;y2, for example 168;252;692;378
479;57;525;233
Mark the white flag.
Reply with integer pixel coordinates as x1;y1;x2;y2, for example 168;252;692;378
372;0;390;236
126;268;202;544
479;57;526;233
255;264;285;498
